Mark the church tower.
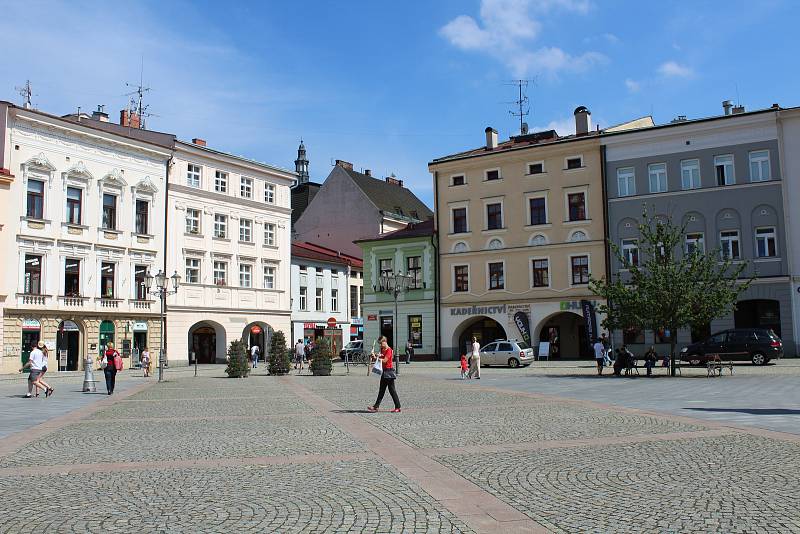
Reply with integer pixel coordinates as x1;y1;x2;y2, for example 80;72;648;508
295;139;309;184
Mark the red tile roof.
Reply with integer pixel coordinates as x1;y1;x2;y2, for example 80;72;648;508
291;241;363;268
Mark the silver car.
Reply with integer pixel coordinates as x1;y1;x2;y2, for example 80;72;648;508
479;340;535;368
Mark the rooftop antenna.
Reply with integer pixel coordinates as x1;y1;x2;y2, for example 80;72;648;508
124;57;157;129
15;80;33;109
504;79;534;135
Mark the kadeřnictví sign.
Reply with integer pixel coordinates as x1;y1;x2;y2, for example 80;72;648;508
449;305;507;316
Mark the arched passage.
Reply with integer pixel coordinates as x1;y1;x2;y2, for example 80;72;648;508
534;311;590;359
452;316;507;357
188;320;227;364
242;322;274;361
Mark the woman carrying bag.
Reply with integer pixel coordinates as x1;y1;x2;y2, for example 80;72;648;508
100;342;122;395
367;336;401;413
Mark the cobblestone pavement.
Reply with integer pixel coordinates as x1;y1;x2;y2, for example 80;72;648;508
0;364;798;533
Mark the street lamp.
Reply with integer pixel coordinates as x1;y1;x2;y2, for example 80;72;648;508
378;270;412;373
144;269;181;382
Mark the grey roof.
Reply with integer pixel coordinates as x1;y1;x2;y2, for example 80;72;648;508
343;168;433;221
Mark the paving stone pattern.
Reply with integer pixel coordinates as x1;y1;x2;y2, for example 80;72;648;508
1;365;799;532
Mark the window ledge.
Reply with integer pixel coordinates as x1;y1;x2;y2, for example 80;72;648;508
132;233;154;239
524;223;552;230
753;257;781;263
101;229;123;235
184;232;204;238
563;166;586;172
530;286;551;290
97;297;123;302
63;223;89;230
59;295;87;299
525;172;547;177
482;227;508;235
22;216;51;224
239;240;255;246
483;178;504;183
448;231;472;237
563;219;591;226
263;244;278;249
449;183;468;188
213;237;230;242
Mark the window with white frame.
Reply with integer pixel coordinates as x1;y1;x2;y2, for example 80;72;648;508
264;223;275;246
299;286;307;310
454;265;469;292
681;159;701;190
648;163;667;193
102;193;117;230
621;238;639;267
452;207;468;233
720;230;741;260
567;192;586;221
215;171;227;193
66;187;82;224
331;288;338;311
685;232;705;254
531;258;549;288
185;258;200;283
486;202;503;230
485;169;501;181
451;174;465;186
64;258;81;296
571;256;589;285
528;161;545;175
135;199;149;234
264;183;275;203
755;227;777;257
240;177;253;198
239;219;252;242
239;264;252;287
617;167;635;197
488;262;504;290
315;287;323;311
26;179;45;219
566;156;583;169
350;285;358;316
24;254;43;294
214;214;227;239
749;150;771;182
263;265;275;289
100;262;115;298
213;261;227;285
714;154;735;186
185;208;200;235
407;256;422;289
529;197;547;225
187;164;201;188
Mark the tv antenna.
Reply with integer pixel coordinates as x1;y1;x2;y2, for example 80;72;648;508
124;59;157;129
15;80;34;109
504;79;535;135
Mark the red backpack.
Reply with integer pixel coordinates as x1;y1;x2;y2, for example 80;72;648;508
113;351;123;371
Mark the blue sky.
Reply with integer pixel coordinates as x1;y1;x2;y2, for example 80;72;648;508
1;0;798;207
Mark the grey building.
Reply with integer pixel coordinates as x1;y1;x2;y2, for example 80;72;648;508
602;104;796;357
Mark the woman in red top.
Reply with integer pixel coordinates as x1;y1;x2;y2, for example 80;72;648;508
367;336;401;413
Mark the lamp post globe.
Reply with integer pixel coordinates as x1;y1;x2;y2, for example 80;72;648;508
155;270;167;290
170;271;182;290
144;271;154;290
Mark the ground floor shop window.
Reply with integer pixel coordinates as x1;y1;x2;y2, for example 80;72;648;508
654;327;673;344
623;327;645;345
408;315;422;348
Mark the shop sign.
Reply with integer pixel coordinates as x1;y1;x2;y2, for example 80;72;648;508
303;323;316;329
250;325;262;334
133;321;148;331
61;320;80;332
378;310;393;315
351;317;364;325
449;304;507;316
22;319;41;331
513;311;531;346
367;315;377;321
327;317;337;327
560;300;599;311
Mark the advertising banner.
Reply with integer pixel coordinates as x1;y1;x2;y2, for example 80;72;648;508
580;299;598;348
513;311;532;347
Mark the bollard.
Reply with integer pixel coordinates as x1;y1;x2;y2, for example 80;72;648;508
82;357;97;392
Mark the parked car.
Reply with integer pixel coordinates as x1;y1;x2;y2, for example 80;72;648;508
479;340;535;368
680;328;783;365
339;340;364;360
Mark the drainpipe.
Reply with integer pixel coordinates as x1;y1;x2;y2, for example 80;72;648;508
433;170;441;360
600;144;613;352
162;155;172;368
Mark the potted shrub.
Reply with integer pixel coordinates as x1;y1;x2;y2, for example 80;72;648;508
309;338;333;376
225;339;250;378
268;330;292;375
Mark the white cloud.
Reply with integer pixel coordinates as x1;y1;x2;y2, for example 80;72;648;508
658;61;693;78
624;78;641;93
439;0;605;78
531;116;576;136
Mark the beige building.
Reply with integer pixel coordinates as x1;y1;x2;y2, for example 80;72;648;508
430;107;608;360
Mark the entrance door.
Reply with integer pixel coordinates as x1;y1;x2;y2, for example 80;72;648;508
99;320;115;355
57;320;81;371
540;326;561;359
192;327;216;364
380;316;393;349
21;330;41;371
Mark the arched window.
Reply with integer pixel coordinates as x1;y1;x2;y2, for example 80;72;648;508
487;238;504;250
452;241;469;253
569;230;588;242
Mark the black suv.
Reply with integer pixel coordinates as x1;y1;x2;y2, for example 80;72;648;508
680;328;783;365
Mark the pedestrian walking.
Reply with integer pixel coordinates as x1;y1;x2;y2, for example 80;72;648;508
467;336;481;379
405;339;414;365
102;342;121;395
141;347;151;377
250;344;260;368
460;354;468;379
19;341;53;398
644;346;658;376
294;339;305;372
593;338;605;375
367;336;401;413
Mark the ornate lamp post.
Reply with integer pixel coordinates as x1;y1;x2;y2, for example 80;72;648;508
378;270;412;373
144;270;181;382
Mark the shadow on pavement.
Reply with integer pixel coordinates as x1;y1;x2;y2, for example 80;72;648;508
685;407;800;416
331;409;372;414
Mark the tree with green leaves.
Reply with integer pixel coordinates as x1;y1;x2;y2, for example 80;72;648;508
309;337;333;376
590;207;753;376
225;339;250;378
268;330;291;375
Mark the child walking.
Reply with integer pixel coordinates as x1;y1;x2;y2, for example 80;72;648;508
460;354;469;379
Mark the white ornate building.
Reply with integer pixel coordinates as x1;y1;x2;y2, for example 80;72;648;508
165;139;295;365
0;101;170;373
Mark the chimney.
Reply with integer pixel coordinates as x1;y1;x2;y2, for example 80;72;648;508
574;106;591;135
771;103;780;110
385;174;403;187
722;100;733;115
485;127;498;150
192;138;207;147
335;159;353;170
732;105;745;115
119;109;141;129
91;105;109;122
364;169;372;177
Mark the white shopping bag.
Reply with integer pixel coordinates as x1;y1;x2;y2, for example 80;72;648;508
371;356;383;377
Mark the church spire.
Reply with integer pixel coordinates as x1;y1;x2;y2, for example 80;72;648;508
295;139;309;184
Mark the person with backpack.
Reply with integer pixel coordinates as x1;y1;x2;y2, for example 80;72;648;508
250;344;260;368
101;342;122;395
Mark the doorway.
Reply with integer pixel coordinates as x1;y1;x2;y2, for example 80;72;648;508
21;320;42;370
380;316;394;349
99;320;115;356
192;327;217;364
455;317;507;357
57;320;80;371
734;299;782;337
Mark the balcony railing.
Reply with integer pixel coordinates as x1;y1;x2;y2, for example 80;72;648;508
99;298;122;308
60;295;87;307
18;293;48;305
131;299;153;310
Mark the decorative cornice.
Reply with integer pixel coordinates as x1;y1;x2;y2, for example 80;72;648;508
133;176;158;193
100;168;127;188
64;161;94;181
23;152;56;172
